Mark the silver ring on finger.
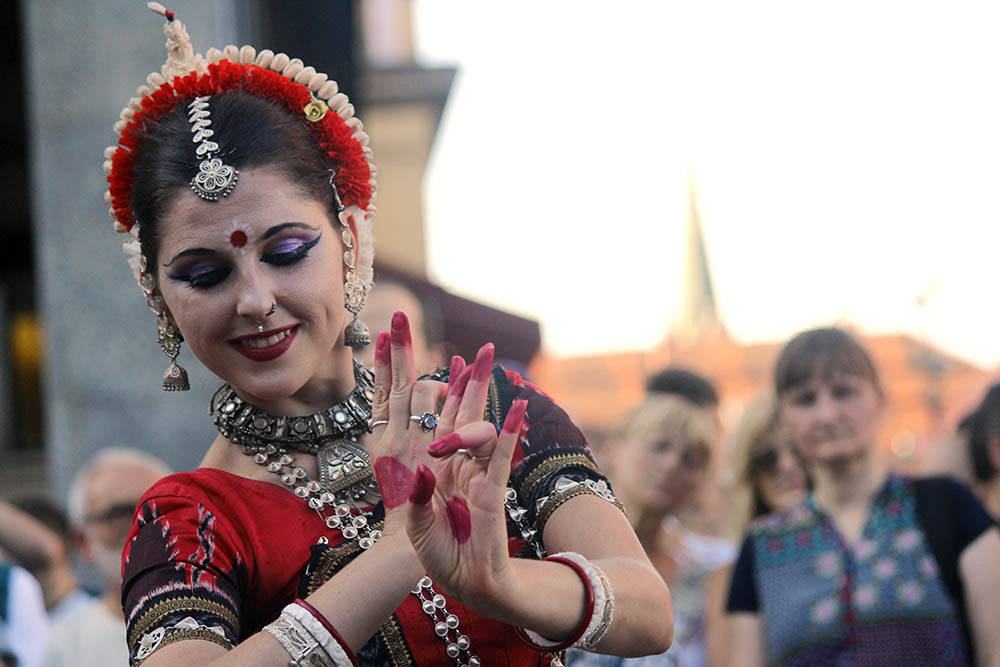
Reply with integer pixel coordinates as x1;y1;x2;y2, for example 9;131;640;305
455;448;491;462
410;412;440;432
369;419;390;429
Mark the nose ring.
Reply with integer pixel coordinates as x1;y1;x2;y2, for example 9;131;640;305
256;303;278;332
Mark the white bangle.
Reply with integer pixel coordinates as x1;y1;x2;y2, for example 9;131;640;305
550;551;615;650
521;551;616;651
264;612;334;667
283;603;354;667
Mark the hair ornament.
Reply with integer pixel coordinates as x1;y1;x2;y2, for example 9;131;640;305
303;95;329;123
187;96;239;200
103;4;377;285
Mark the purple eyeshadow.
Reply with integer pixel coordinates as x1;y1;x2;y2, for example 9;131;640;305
270;235;319;254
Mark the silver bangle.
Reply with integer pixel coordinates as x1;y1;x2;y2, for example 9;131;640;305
264;611;336;667
284;603;354;667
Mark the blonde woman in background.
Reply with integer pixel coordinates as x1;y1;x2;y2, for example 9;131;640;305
702;395;809;666
570;394;735;666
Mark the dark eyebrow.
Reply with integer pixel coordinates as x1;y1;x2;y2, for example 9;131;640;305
163;248;217;268
262;222;320;240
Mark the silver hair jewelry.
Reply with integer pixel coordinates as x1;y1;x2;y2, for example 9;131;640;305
340;225;370;349
188;96;239;201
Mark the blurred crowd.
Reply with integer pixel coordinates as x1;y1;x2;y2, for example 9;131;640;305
1;280;998;666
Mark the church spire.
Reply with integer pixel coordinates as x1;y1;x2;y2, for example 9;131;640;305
671;177;723;342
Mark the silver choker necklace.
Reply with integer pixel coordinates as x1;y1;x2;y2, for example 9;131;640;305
210;360;375;455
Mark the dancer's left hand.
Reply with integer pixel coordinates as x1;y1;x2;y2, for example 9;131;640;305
404;350;528;611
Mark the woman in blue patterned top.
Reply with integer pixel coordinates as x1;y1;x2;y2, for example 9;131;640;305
726;327;1000;666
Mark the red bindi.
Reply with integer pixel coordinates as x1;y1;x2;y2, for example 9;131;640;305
230;230;247;247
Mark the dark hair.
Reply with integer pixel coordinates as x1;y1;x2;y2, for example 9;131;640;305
774;327;882;397
645;367;719;408
10;495;72;572
131;91;335;273
11;495;72;542
969;384;1000;483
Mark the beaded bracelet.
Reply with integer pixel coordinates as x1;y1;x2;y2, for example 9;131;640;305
514;554;596;652
293;599;359;667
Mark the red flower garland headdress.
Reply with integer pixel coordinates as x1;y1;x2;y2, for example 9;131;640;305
102;4;376;237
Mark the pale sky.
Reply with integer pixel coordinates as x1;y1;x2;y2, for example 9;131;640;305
413;1;1000;368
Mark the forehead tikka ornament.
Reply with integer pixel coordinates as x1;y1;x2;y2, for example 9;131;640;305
188;96;239;200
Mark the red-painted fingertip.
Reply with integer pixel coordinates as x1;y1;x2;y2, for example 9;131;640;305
471;343;495;382
374;331;391;364
427;432;464;457
410;464;436;505
390;311;411;346
502;399;528;434
448;364;473;398
449;355;466;383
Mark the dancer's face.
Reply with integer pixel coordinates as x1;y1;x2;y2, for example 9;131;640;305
155;169;355;406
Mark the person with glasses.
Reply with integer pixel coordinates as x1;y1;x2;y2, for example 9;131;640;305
41;448;169;667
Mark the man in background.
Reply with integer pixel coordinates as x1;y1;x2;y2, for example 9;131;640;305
41;448;170;667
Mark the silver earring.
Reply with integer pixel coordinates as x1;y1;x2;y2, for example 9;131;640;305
340;226;370;348
159;320;191;391
133;247;189;391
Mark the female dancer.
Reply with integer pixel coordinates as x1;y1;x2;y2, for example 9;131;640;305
726;328;1000;666
104;6;672;666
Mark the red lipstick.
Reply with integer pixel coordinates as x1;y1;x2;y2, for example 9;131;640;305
230;325;298;362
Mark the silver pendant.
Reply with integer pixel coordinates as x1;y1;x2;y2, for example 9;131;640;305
318;438;372;496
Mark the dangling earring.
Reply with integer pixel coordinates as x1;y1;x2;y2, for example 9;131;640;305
158;318;191;391
137;253;190;391
340;224;370;348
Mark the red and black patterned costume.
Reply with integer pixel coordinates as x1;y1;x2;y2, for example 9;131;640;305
122;367;622;665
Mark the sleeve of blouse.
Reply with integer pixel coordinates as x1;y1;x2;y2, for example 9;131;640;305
725;535;759;613
121;485;248;665
947;478;998;552
501;369;625;546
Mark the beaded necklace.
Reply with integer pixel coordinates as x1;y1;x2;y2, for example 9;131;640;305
210;363;480;666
